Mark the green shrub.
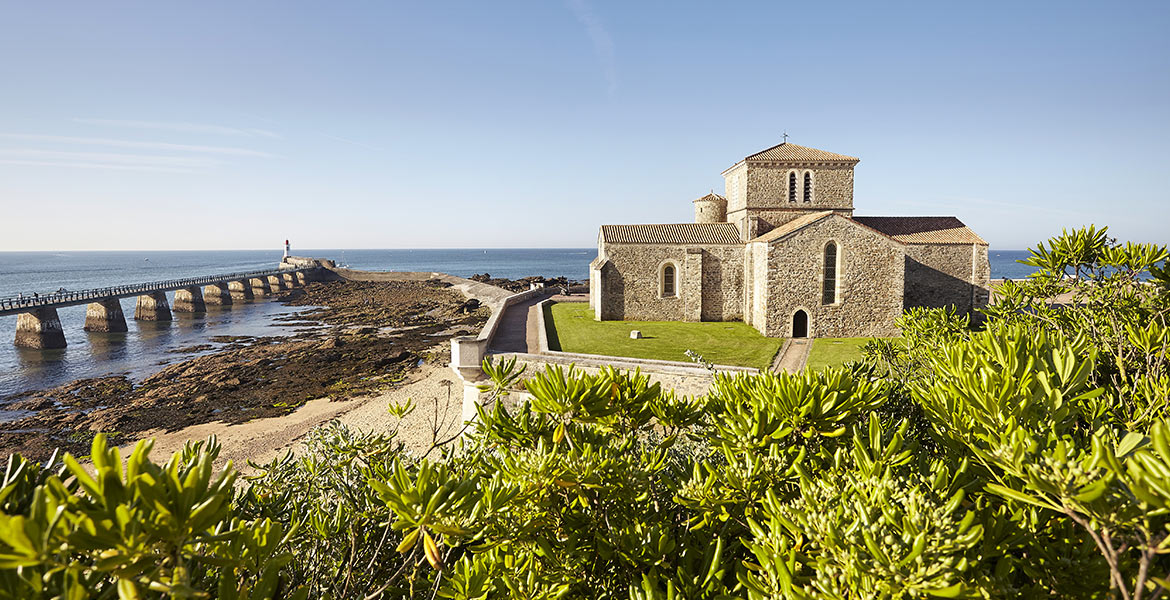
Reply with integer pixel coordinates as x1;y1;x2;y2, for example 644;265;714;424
2;226;1167;598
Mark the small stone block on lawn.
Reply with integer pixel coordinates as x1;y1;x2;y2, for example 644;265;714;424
630;330;642;339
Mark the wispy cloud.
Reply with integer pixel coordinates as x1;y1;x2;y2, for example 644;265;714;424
0;159;198;173
566;0;617;95
317;132;386;152
73;118;281;139
0;149;220;172
0;133;277;157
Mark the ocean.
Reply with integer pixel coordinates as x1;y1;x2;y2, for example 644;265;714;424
0;248;1036;405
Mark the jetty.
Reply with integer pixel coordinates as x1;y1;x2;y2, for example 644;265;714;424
0;257;332;349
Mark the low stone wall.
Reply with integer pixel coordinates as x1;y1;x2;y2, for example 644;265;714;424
452;293;759;433
450;287;545;381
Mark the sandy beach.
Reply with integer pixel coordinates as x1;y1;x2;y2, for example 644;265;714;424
124;355;466;472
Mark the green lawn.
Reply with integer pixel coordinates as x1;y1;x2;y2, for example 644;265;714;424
805;338;875;370
545;302;784;370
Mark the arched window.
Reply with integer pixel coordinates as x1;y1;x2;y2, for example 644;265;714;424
788;172;797;202
662;263;677;297
803;171;813;203
822;242;838;304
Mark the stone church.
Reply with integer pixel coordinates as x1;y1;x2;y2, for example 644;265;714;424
589;142;990;338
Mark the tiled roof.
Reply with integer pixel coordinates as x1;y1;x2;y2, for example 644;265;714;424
853;216;987;245
745;143;859;164
692;192;727;204
749;211;836;243
601;223;741;245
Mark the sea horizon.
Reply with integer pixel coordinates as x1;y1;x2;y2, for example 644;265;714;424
0;247;1041;402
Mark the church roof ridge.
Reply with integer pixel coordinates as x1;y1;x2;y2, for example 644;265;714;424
748;211;836;243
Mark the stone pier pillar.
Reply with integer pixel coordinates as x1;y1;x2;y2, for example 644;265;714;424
174;287;207;312
84;299;128;332
250;278;269;297
283;272;298;287
229;280;254;300
267;275;287;293
135;291;172;321
202;283;233;306
296;271;308;285
15;308;67;349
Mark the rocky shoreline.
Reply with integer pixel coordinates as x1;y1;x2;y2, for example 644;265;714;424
0;277;491;461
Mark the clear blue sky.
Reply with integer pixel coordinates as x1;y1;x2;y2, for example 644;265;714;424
1;1;1166;250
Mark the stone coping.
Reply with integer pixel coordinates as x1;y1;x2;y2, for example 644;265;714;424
491;351;749;378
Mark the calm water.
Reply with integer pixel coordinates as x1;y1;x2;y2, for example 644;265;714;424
0;248;1034;406
0;249;598;405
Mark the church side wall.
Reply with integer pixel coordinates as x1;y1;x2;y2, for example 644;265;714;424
903;243;991;315
700;245;744;321
762;217;903;338
598;243;743;322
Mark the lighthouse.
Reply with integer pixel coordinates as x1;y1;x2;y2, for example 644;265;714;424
284;239;290;258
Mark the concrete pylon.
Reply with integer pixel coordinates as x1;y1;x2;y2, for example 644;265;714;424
202;283;232;306
135;291;172;321
15;308;67;349
267;275;287;293
84;299;128;332
174;286;207;312
250;278;269;297
229;279;254;300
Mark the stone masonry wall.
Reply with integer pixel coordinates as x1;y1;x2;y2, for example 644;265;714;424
598;243;744;322
744;242;770;331
694;199;727;224
700;245;744;321
746;164;854;209
727;164;854;239
723;163;748;215
903;243;991;315
758;215;903;338
739;208;856;235
973;244;991;307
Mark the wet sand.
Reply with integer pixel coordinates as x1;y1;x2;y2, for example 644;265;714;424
126;357;466;472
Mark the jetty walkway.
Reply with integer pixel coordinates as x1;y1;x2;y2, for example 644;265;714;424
1;258;328;349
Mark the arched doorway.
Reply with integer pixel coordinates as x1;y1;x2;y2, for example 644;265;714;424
792;310;808;338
